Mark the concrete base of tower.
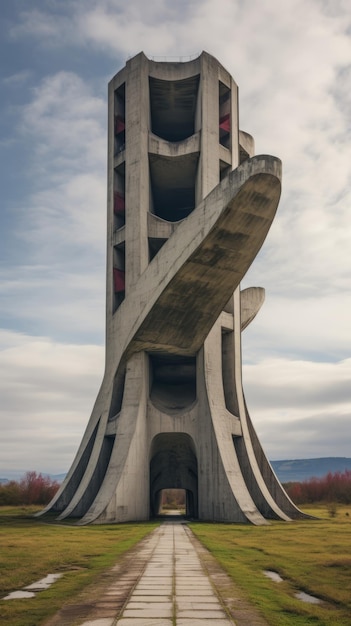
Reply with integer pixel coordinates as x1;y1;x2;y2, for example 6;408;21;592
41;295;308;526
37;159;310;525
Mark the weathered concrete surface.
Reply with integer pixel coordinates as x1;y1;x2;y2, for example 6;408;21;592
124;157;281;358
39;51;308;526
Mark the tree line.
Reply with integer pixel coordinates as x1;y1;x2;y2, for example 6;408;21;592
0;471;60;506
284;470;351;505
1;470;351;507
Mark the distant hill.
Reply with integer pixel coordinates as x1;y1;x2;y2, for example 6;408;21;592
271;457;351;483
0;472;65;484
2;459;351;486
50;473;66;483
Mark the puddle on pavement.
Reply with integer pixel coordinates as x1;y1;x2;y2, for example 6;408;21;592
295;590;323;604
264;570;284;583
3;573;63;600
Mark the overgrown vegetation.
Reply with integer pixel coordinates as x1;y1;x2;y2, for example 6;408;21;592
160;488;185;510
0;472;60;506
0;506;157;626
284;470;351;505
191;504;351;626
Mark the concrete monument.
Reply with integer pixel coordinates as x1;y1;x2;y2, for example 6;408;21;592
41;52;307;524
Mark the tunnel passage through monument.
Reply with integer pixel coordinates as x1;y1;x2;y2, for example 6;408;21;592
149;433;198;519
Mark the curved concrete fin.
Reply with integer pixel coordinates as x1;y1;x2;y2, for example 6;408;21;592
202;321;269;525
231;290;292;521
77;353;149;525
56;410;111;520
116;155;281;364
36;400;103;517
244;404;312;519
240;286;265;331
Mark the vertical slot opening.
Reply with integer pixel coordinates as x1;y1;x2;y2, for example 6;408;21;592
113;244;125;310
219;82;231;149
114;163;125;230
114;83;125;155
221;329;239;415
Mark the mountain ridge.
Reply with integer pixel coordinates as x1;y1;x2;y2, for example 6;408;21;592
271;457;351;483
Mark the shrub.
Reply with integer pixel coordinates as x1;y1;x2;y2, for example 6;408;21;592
0;472;60;506
0;480;22;506
285;470;351;505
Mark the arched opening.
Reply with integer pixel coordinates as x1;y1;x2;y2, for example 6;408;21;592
158;488;186;516
149;433;198;519
149;353;196;412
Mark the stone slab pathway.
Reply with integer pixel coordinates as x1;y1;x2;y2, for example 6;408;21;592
114;522;234;625
45;521;268;626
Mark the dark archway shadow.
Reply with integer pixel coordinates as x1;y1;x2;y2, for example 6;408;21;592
149;433;198;519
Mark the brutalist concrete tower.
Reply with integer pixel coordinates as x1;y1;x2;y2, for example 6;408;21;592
42;52;307;524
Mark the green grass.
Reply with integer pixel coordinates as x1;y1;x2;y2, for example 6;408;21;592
191;504;351;626
0;506;158;626
1;504;351;626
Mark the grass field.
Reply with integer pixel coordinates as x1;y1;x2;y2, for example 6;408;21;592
191;504;351;626
0;506;157;626
0;504;350;626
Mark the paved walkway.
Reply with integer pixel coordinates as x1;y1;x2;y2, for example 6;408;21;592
46;520;268;626
80;522;235;626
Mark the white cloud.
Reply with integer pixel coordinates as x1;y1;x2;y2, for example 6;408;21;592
12;2;351;291
17;71;107;261
2;71;108;341
244;357;351;409
243;357;351;458
0;330;104;476
0;266;105;342
21;71;106;173
3;70;32;85
21;172;107;257
1;0;350;474
256;413;351;460
242;292;351;363
10;8;77;47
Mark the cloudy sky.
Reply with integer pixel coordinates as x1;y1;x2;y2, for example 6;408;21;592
0;0;350;479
